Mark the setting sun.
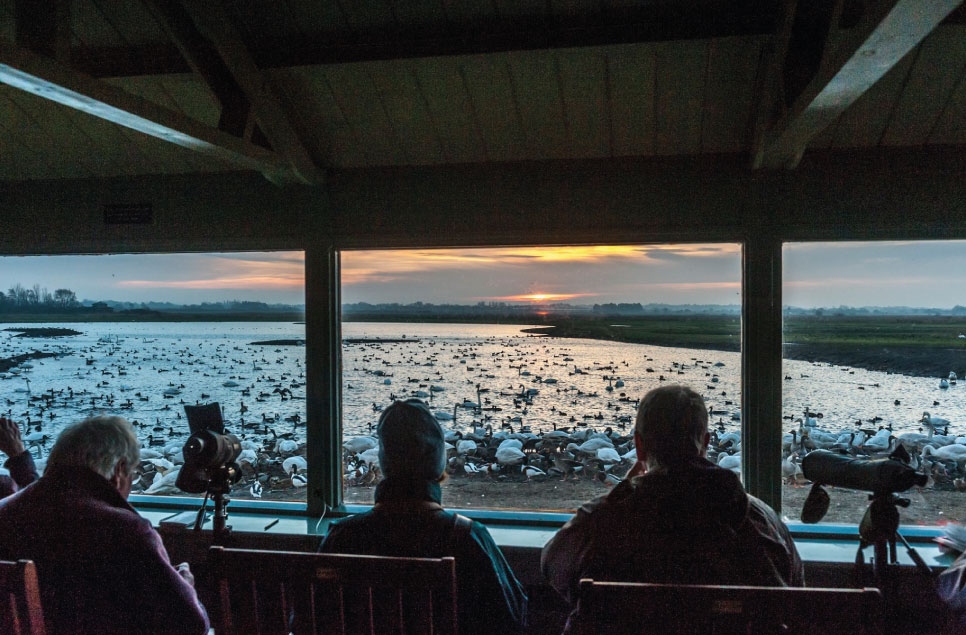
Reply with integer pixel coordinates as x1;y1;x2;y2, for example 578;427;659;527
499;292;588;303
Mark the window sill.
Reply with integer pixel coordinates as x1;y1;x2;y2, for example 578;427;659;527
136;500;960;572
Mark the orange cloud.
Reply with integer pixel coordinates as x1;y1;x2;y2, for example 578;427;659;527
341;244;739;284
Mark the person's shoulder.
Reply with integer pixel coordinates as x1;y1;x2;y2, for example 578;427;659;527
745;494;784;522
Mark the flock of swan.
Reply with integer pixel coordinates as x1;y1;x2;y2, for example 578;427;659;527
2;324;963;507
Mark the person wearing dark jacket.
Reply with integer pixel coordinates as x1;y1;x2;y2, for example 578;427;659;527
0;415;209;635
542;385;803;634
319;399;527;634
0;416;39;498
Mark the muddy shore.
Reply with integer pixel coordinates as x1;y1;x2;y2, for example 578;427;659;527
344;472;964;525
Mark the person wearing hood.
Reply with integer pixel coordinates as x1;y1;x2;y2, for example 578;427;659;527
541;384;803;634
318;398;527;634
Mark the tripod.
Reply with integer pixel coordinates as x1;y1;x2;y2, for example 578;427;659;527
193;464;239;545
855;492;930;586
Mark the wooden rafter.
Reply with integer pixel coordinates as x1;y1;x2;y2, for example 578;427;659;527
753;0;963;169
143;0;255;140
0;38;297;182
175;1;323;186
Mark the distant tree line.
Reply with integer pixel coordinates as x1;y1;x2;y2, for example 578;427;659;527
342;301;742;319
0;285;303;315
0;284;78;312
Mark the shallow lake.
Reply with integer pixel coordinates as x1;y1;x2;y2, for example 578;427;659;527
1;321;962;470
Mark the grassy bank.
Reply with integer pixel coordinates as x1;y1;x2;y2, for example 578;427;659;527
524;314;966;378
522;315;742;351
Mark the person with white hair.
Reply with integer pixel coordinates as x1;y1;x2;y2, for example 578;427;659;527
0;415;209;635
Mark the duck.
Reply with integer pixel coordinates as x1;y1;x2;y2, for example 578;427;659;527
522;464;547;481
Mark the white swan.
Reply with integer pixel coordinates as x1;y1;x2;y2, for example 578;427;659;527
717;453;741;472
922;444;966;462
495;445;526;466
343;436;378;454
861;429;893;452
921;412;951;429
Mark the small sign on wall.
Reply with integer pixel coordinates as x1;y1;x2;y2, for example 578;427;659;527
103;203;153;225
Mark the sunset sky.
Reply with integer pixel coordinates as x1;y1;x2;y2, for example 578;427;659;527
1;240;964;308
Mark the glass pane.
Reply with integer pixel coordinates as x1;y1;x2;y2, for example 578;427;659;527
782;241;966;526
0;252;305;502
341;245;742;511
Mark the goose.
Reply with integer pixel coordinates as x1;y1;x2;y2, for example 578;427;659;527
782;430;801;454
782;452;803;484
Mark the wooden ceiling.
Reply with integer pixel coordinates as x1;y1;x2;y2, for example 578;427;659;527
0;0;963;184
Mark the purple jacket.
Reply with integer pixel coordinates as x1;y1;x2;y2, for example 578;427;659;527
0;465;209;635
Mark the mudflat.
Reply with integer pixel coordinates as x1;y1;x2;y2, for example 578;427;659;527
344;472;964;525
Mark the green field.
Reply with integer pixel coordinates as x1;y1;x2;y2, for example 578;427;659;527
522;314;966;351
522;315;742;351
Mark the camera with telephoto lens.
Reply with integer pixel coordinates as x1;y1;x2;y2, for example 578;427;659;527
801;450;928;494
175;403;243;494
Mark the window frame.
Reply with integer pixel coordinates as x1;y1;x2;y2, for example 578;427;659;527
5;239;945;536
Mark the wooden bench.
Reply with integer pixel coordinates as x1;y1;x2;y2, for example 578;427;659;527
208;546;458;634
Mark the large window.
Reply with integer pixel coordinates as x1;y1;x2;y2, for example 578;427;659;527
0;252;306;503
782;241;966;526
340;245;742;511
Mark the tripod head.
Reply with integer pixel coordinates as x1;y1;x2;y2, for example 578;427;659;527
859;492;909;548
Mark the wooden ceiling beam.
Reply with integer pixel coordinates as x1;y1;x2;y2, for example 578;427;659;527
143;0;256;141
175;1;323;186
0;39;298;182
753;0;963;169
